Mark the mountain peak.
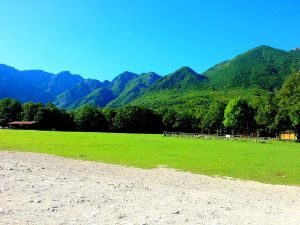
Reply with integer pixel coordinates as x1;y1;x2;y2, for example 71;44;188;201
253;44;273;49
140;71;159;75
171;66;205;78
0;64;18;73
139;72;161;79
117;71;137;77
204;45;297;89
150;67;206;91
246;45;284;54
56;71;72;76
107;72;161;108
176;66;197;74
109;71;138;95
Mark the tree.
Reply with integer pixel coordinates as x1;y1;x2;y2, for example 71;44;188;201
32;103;75;130
103;108;117;131
223;98;255;134
254;93;277;135
201;101;226;134
160;109;178;131
113;106;162;133
173;112;198;133
43;103;68;130
33;103;50;129
276;71;300;132
21;102;40;121
0;98;22;126
73;105;107;131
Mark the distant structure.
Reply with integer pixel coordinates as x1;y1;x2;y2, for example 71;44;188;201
7;121;38;129
280;131;298;141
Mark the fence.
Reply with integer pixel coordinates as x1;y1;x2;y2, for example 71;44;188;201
163;131;274;143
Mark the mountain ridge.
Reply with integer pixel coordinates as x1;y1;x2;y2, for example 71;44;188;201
0;45;299;110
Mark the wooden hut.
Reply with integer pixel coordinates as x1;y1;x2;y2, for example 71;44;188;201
7;121;38;129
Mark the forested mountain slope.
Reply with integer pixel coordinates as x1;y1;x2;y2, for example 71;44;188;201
0;45;299;110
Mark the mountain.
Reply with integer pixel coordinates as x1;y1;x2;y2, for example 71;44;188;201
107;67;207;109
0;64;83;103
204;45;300;90
108;71;138;95
120;67;210;111
107;72;161;107
128;46;300;111
0;64;139;109
0;45;299;111
150;67;207;91
69;87;115;108
55;71;139;109
46;71;83;97
53;79;103;108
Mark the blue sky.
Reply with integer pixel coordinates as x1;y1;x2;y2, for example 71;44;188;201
0;0;299;80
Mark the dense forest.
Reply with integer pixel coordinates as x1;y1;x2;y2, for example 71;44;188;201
0;71;299;136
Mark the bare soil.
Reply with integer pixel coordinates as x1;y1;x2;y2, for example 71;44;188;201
1;151;300;225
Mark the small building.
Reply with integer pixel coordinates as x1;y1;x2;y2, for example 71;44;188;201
280;132;298;141
7;121;38;129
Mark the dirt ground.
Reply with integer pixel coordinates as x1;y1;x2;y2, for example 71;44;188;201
1;151;300;225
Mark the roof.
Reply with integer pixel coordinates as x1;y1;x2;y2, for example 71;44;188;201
8;121;38;125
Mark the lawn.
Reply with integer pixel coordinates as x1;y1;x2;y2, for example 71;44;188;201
0;129;299;185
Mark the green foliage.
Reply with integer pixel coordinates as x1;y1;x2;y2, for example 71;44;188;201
112;106;162;133
103;108;117;130
70;87;115;108
204;46;300;90
172;112;198;132
160;109;178;131
201;101;226;134
109;71;138;95
73;104;107;131
33;103;73;130
0;98;22;126
159;108;201;132
276;71;300;132
254;93;277;133
150;67;207;91
53;79;103;108
21;102;40;121
130;88;260;114
223;98;255;133
108;72;161;107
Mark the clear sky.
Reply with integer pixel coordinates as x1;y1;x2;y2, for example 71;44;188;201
0;0;299;80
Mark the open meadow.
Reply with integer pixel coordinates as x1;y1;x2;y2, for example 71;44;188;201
0;129;299;185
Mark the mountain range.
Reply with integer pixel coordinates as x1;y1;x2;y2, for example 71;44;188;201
0;45;299;111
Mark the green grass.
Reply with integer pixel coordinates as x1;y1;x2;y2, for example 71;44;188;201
0;129;299;185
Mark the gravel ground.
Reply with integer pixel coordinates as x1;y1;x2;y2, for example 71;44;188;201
0;151;300;225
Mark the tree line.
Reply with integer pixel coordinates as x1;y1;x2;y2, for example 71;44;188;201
0;72;299;136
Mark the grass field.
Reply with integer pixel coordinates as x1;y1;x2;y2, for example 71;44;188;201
0;129;299;185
